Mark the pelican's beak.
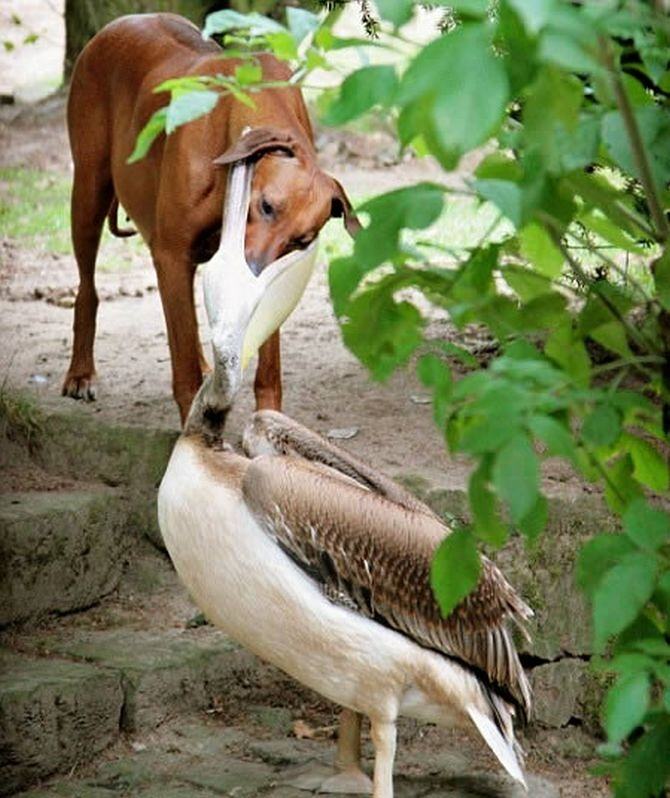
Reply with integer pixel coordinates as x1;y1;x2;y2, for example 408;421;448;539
196;160;318;418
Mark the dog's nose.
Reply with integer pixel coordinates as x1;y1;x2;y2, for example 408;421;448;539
246;258;264;277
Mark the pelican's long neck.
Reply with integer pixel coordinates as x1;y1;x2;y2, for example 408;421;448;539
185;161;254;438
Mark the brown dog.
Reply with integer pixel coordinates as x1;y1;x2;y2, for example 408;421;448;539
63;12;358;423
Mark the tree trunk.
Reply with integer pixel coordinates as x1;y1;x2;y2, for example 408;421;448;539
64;0;294;79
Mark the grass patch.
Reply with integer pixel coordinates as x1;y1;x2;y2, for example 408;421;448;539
0;167;145;268
0;167;72;253
0;382;44;451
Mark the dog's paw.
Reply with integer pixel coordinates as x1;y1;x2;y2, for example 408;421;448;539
62;373;97;401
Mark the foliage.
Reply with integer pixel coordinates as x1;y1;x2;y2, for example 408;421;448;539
132;2;670;793
320;3;670;795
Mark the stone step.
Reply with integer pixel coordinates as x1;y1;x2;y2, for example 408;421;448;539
11;713;562;798
0;625;264;794
0;489;130;625
46;628;260;733
0;651;124;796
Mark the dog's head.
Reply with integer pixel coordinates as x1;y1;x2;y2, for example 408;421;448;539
214;126;360;275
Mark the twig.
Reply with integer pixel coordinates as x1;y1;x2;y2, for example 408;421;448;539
601;36;670;243
543;218;661;355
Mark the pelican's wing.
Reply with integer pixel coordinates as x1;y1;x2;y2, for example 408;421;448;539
243;410;437;517
242;454;532;720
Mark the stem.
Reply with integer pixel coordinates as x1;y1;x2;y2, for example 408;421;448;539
592;355;662;377
601;36;670;243
563;229;651;303
547;224;661;355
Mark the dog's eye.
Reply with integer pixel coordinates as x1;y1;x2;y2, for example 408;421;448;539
260;198;275;219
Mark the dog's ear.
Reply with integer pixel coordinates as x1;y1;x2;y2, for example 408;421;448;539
213;127;297;165
330;178;361;238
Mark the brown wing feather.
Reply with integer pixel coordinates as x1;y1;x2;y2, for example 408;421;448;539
243;410;434;516
242;454;532;720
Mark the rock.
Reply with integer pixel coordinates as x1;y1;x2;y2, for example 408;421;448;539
326;426;359;440
33;411;177;549
0;651;123;796
530;659;606;732
0;489;129;625
421;772;559;797
47;628;257;732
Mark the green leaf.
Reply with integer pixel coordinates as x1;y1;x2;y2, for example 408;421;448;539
436;341;478;368
518;222;563;277
604;672;650;744
624;499;670;552
538;29;598;73
342;293;423;381
519;494;548;542
165;90;219;135
234;62;262;86
323;65;398;126
614;718;670;797
523;66;584;174
127;107;167;164
624;435;669;492
286;7;319;44
593;552;658;650
398;24;509;160
504;266;550;301
528;414;577;462
602;107;670;194
203;9;286;39
328;256;362;317
520;292;568;329
266;31;298;61
602;455;644;516
417;354;452;428
577;533;635;595
505;0;555;34
430;528;481;617
353;183;444;271
577;208;644;254
590;322;632;359
653;251;670;311
582;405;622;447
492;434;539;523
545;323;591;386
475;179;524;227
376;0;414;27
469;458;507;548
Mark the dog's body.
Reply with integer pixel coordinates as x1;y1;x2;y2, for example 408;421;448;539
64;13;356;422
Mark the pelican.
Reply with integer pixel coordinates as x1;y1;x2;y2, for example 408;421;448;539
158;159;533;797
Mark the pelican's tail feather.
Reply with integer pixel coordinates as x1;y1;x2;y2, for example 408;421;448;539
467;704;527;789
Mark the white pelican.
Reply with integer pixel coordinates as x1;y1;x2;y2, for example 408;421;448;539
158;159;533;796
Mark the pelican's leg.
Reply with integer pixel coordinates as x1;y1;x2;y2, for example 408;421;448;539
319;709;373;793
370;718;397;798
286;709;372;794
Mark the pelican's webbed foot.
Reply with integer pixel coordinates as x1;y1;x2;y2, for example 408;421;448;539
286;764;373;795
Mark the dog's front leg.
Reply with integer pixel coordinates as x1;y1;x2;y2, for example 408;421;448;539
154;252;203;425
254;330;282;411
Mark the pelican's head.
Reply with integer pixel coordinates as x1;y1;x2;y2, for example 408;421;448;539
186;155;320;437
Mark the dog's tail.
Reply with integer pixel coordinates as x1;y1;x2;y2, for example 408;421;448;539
107;196;137;238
